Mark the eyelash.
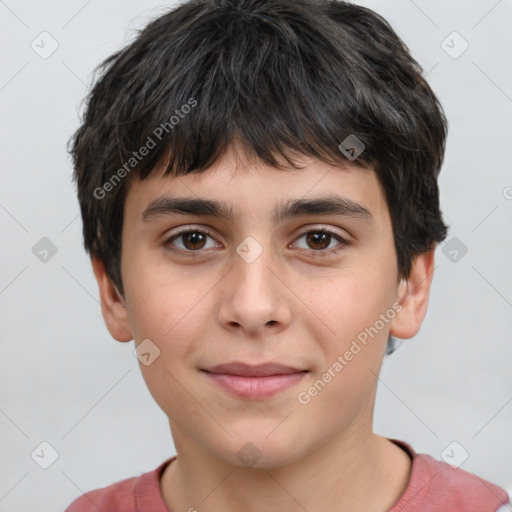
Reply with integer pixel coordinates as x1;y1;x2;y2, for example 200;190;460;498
163;226;350;259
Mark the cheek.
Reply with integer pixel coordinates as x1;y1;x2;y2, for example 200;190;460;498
297;280;389;418
125;257;211;340
299;271;394;395
303;269;390;339
125;263;210;413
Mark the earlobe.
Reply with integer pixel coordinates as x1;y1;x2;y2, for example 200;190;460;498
90;257;133;343
389;249;436;340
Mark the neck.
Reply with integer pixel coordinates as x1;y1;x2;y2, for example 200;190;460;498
160;428;412;512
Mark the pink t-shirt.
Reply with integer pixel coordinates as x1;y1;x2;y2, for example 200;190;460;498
65;439;510;511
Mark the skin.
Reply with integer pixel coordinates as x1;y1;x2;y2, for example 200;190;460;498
92;142;435;511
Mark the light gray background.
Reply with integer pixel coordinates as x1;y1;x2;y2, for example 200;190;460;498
1;0;511;510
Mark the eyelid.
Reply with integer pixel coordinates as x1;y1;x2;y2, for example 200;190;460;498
294;224;351;241
168;225;216;238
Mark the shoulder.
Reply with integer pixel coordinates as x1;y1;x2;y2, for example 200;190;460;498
389;439;510;512
417;453;509;511
65;457;175;512
65;474;139;511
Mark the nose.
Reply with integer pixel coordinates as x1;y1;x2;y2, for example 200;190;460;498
216;241;292;337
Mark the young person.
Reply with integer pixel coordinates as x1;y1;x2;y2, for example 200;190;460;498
65;0;510;510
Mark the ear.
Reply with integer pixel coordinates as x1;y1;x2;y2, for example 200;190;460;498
90;257;133;343
389;249;436;340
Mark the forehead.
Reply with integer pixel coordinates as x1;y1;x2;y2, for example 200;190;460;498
123;148;389;228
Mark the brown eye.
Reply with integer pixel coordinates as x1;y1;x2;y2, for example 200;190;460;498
305;232;332;250
165;229;218;253
293;228;350;258
180;232;208;250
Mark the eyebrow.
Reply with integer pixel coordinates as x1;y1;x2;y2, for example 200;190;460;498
142;195;373;225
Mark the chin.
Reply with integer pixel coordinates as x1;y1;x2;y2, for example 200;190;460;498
211;428;308;469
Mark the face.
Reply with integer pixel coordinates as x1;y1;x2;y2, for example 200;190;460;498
105;145;426;469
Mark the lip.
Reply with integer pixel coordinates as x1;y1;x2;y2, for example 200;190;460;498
201;362;308;399
203;362;305;377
